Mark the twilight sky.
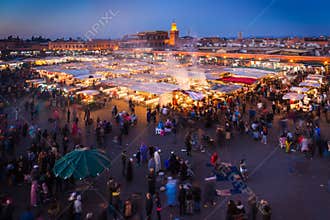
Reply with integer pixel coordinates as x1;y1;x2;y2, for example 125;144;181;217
0;0;329;39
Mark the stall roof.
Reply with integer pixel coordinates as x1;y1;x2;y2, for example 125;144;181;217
65;69;90;76
282;93;305;100
212;84;242;94
299;81;321;88
108;77;179;95
307;74;324;80
205;72;221;80
26;79;46;83
108;77;139;88
74;74;103;80
76;90;100;96
132;82;179;95
183;90;205;101
219;76;257;85
131;73;170;81
109;69;130;75
289;87;310;93
222;68;276;78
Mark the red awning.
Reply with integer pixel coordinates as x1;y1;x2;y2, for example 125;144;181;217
219;76;257;85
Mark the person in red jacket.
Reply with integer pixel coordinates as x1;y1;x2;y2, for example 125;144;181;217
210;152;218;166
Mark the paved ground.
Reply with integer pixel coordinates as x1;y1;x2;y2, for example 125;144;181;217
1;96;330;220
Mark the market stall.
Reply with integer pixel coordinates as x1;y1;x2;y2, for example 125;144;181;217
282;92;305;111
100;78;179;107
172;90;205;109
76;89;102;106
127;82;179;107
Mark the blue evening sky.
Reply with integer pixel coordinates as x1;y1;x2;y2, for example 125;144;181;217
0;0;329;39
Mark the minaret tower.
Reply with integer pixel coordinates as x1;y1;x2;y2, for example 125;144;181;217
169;21;179;46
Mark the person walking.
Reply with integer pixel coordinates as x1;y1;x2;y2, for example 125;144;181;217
272;101;276;115
145;193;153;220
147;168;156;195
226;200;238;220
67;109;71;123
248;196;257;220
178;184;186;216
165;177;177;206
113;105;118;116
73;195;82;220
123;199;133;218
154;151;161;173
111;184;121;220
185;186;194;215
147;109;151;124
236;200;246;217
121;150;127;176
185;132;192;156
203;182;216;207
84;108;90;126
261;126;268;145
1;199;14;220
192;184;201;213
30;180;38;207
260;200;272;220
107;177;115;205
15;108;19;121
126;158;133;182
155;192;162;220
72;108;77;123
135;150;141;167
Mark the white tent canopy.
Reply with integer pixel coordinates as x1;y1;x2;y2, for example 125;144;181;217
74;74;103;80
289;87;310;93
306;74;324;81
184;90;205;101
212;84;242;94
76;90;100;96
130;82;179;95
282;92;305;101
105;78;179;95
299;81;321;88
222;68;276;78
